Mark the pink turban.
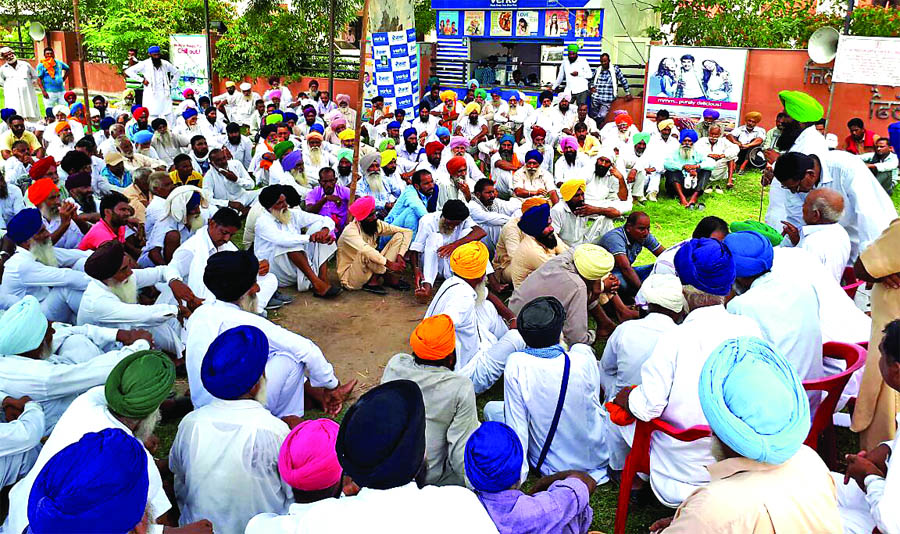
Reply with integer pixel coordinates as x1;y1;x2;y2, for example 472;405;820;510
349;196;375;221
559;135;579;152
278;419;342;491
336;94;351;105
330;116;347;129
269;90;282;99
449;136;469;150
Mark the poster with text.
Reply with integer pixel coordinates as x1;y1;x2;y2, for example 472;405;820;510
464;12;485;36
515;11;539;37
642;45;748;133
438;12;459;36
573;10;601;38
544;10;570;37
491;11;513;36
169;34;208;100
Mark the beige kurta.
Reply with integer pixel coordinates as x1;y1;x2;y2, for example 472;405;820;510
492;216;523;284
507;234;568;288
852;218;900;449
336;219;412;289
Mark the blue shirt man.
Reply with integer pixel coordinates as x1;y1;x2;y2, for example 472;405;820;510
36;49;70;108
599;211;664;296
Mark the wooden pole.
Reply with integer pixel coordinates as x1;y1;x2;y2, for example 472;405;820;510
349;0;370;202
72;0;92;134
327;0;336;96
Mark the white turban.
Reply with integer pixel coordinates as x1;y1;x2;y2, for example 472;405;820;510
0;295;47;354
636;273;684;313
165;185;208;224
52;105;68;117
557;91;572;104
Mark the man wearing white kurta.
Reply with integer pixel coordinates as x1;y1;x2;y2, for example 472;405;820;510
467;179;518;257
0;48;40;120
202;148;258;209
780;187;851;284
410;201;486;296
0;398;43;490
124;46;179;122
185;249;353;418
171;325;292;534
613;238;762;507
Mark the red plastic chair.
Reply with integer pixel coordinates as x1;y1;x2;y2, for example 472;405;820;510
802;341;866;468
613;419;710;534
842;266;865;299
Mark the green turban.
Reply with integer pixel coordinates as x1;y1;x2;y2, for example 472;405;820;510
567;44;579;52
378;138;395;152
337;148;353;163
778;91;824;123
474;89;487;99
729;220;784;247
273;141;293;159
105;350;175;419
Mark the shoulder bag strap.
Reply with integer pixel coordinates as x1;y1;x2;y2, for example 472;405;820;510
534;351;571;474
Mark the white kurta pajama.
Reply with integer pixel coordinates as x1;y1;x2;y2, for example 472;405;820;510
202;160;258;208
410;212;479;285
184;300;339;417
2;386;171;534
627;305;762;507
0;61;40;120
124;59;179;120
792;222;852;284
170;399;292;534
467;197;519;257
0;247;91;323
253;208;336;292
0;401;43;489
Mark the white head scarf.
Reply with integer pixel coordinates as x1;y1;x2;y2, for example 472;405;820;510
636;273;685;313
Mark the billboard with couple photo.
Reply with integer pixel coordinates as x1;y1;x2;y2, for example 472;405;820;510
642;46;748;133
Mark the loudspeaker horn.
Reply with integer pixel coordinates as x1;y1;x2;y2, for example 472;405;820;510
27;22;45;42
808;26;839;64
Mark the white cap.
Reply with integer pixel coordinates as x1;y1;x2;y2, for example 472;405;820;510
240;82;252;91
825;133;838;150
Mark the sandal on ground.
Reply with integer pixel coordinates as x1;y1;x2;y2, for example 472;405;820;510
313;286;342;299
362;284;388;295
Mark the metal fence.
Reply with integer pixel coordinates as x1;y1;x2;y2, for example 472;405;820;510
290;53;360;79
0;39;33;58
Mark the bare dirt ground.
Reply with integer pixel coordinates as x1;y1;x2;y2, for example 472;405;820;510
268;280;429;399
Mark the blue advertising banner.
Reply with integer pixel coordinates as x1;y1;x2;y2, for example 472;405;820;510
437;8;603;40
372;28;420;116
432;0;598;9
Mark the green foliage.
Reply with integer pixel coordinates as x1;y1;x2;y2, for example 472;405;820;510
647;0;840;49
414;0;435;39
213;0;361;80
849;6;900;38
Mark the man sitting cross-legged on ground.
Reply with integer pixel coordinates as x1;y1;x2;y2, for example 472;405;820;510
663;129;715;210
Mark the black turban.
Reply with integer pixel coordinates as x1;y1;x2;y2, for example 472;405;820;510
518;296;565;349
203;250;259;302
84;241;125;281
441;199;469;222
258;185;283;210
280;185;302;208
336;380;426;490
65;171;92;191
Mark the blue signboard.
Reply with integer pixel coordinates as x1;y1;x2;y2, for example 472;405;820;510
432;0;593;8
437;8;603;41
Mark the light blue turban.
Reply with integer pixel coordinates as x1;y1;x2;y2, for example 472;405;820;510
699;336;810;465
723;231;773;278
464;422;523;492
435;126;450;139
0;295;47;354
133;130;153;144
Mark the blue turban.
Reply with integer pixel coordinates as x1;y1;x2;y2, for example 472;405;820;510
283;112;299;122
524;149;543;164
130;104;141;114
517;203;550;238
499;134;515;145
703;109;720;120
403;127;417;140
182;107;198;120
7;208;43;244
699;336;810;465
133;130;153;144
679;129;698;143
28;428;149;534
147;45;161;54
464;422;523;493
69;102;84;115
0;295;47;354
185;191;202;211
99;116;115;130
490;87;503;97
201;325;269;400
674;238;735;296
723;231;773;278
1;108;15;121
309;123;325;135
435;126;450;139
387;120;402;130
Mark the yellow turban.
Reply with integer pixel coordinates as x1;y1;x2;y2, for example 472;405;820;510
465;102;481;115
409;314;456;360
745;111;762;122
572;244;615;280
381;149;397;167
440;90;457;102
338;129;355;140
449;241;489;279
559;179;586;202
657;119;675;131
521;197;549;213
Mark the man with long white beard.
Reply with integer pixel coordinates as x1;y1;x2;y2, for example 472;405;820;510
124;45;179;121
173;109;202;150
117;134;165;173
356;152;403;217
0;208;90;321
511;150;559;205
203;147;256;214
663;129;715;209
0;295;152;488
29;178;86;248
490;134;523;198
336;196;412;293
78;240;198;357
302;132;335;186
186;250;356;417
441;136;486;189
254;185;341;298
626;134;665;203
424;241;525;394
694;124;738;193
467;178;518;257
140;186;207;267
150;118;180;165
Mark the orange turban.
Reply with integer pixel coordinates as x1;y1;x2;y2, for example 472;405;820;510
409;314;456;360
614;113;633;127
54;121;70;134
449;241;489;279
521;197;549;213
27;178;59;206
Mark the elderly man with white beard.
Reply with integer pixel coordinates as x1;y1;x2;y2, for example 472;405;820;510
77;240;199;357
0;296;152;489
356;151;403;217
139;186;208;268
302;132;336;186
150;118;180;165
424;241;525;394
28;178;88;249
0;208;91;321
441;136;486;188
203;147;257;215
46;122;77;162
117;135;166;173
254;185;341;298
694;124;738;192
185;250;356;417
663;129;716;209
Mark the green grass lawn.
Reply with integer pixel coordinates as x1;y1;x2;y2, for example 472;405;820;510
154;169;900;532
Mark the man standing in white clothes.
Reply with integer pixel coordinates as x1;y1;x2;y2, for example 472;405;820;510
124;46;179;122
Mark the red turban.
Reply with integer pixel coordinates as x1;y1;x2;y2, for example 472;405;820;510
28;157;56;180
425;141;444;158
446;156;467;175
615;113;634;127
133;107;149;119
27;177;59;206
530;126;546;140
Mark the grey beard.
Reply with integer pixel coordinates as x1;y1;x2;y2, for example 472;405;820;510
308;147;322;167
134;408;161;442
474;280;488;305
237;291;259;313
30;239;58;268
438;216;456;236
366;172;384;193
680;147;694;159
272;207;293;225
108;275;138;304
254;375;268;405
